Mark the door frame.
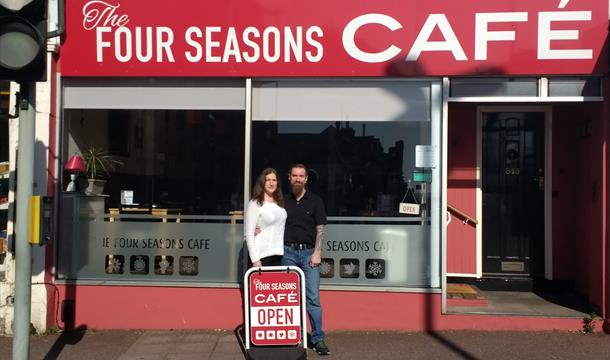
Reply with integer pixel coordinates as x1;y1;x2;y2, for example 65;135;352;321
477;105;552;279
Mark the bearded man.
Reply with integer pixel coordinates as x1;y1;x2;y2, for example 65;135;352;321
282;163;330;356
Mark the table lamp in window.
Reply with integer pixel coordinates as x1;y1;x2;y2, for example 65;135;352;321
64;154;86;192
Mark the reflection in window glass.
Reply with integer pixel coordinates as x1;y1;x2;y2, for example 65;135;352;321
63;109;245;215
252;121;431;217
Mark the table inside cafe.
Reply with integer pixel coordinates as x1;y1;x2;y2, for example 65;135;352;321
108;207;182;222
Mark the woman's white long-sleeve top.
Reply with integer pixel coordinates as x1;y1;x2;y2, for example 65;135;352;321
244;200;287;263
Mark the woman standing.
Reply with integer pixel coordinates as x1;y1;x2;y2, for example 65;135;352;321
244;168;287;267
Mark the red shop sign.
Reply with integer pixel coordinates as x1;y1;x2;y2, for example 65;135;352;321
245;267;306;347
61;0;607;77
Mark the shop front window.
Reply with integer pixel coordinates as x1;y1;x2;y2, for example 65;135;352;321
253;121;430;217
56;78;441;289
58;79;246;284
252;80;441;288
63;109;244;215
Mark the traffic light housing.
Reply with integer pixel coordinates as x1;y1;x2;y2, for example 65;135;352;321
0;0;47;82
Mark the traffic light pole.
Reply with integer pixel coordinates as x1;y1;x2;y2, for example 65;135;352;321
12;82;36;360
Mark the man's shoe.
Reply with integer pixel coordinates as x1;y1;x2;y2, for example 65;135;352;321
313;340;330;355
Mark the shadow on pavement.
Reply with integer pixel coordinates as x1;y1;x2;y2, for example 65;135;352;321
425;331;478;360
43;325;87;360
425;292;478;360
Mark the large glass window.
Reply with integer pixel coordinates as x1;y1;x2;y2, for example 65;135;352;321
58;79;246;284
253;121;429;217
252;80;441;288
56;78;442;288
63;109;244;214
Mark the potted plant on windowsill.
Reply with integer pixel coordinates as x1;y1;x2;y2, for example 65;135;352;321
83;146;123;195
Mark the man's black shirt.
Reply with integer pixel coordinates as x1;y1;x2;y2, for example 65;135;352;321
284;190;327;246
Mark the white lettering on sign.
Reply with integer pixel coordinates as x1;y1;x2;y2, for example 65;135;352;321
406;14;467;61
96;27;111;62
242;27;261;63
263;27;281;62
184;26;203;62
251;306;301;327
341;11;593;63
342;14;403;63
135;27;153;62
475;12;528;60
184;25;323;64
305;27;324;62
96;26;175;63
83;2;597;67
205;26;222;62
253;280;298;291
254;280;270;291
254;292;298;304
538;11;592;59
83;0;129;30
224;27;242;63
86;0;325;66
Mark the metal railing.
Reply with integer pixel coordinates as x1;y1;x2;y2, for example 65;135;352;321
447;203;478;225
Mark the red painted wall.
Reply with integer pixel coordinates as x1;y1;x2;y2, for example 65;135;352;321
447;105;478;275
550;105;578;281
323;290;586;331
552;103;604;311
588;103;604;312
56;286;245;329
53;285;586;331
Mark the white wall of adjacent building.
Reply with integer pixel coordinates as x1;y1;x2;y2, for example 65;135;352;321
0;58;56;335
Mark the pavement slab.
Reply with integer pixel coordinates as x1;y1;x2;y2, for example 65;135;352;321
1;329;610;359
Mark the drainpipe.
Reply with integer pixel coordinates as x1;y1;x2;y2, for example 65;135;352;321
604;33;610;333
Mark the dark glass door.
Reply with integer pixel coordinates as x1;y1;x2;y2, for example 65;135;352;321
482;112;544;277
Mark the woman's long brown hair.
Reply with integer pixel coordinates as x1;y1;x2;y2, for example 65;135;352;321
251;168;284;206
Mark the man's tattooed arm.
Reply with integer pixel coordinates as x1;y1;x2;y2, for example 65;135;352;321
315;224;325;252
